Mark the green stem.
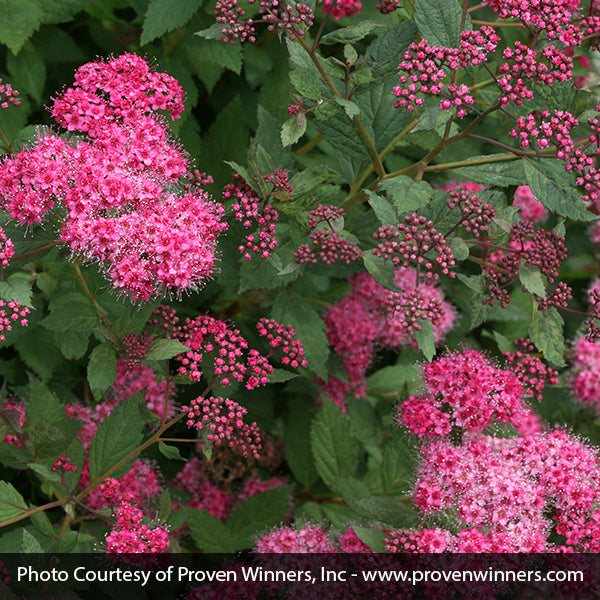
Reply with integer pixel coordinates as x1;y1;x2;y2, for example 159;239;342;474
0;499;64;529
73;263;113;333
11;241;62;263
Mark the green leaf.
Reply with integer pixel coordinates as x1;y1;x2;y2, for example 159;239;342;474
450;237;469;261
0;275;33;307
379;176;432;214
523;158;597;222
0;0;43;54
42;295;101;333
281;113;307;147
0;443;30;469
146;338;189;361
413;319;435;361
412;100;453;132
529;304;565;367
367;363;418;395
267;368;300;383
519;262;546;298
455;159;525;187
331;476;371;503
366;191;398;226
30;510;54;539
22;528;43;553
111;301;158;338
354;527;387;552
53;331;89;360
413;0;469;48
26;378;66;427
6;42;45;102
88;396;144;481
320;20;384;45
366;20;418;82
141;0;203;45
0;481;28;521
362;252;400;292
381;439;416;496
192;38;243;74
354;496;419;528
335;97;360;118
310;400;359;485
187;508;236;553
227;486;291;550
157;442;185;461
40;0;94;25
87;343;117;399
28;462;61;484
284;398;319;486
493;330;513;354
272;288;329;379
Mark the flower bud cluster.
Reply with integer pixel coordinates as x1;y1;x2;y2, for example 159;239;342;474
0;226;14;267
322;0;362;20
51;455;77;472
393;28;499;117
295;204;361;265
182;396;262;459
224;174;279;261
376;0;399;13
373;212;456;281
0;300;30;342
215;0;314;43
0;79;20;110
257;318;308;368
510;109;578;153
497;42;573;106
447;189;495;238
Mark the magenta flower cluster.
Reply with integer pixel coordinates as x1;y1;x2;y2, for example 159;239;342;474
182;396;262;459
322;0;362;20
322;268;456;407
0;54;228;301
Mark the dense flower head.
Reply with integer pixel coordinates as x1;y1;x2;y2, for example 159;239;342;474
411;429;600;551
182;396;262;459
0;54;228;301
570;336;600;414
86;460;161;512
399;348;528;435
510;109;578;155
112;360;176;421
255;523;336;552
322;268;455;405
322;0;362;19
446;189;496;239
105;498;169;553
504;343;559;402
512;185;548;222
0;300;30;343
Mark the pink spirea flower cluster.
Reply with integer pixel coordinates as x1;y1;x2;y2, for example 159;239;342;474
0;226;14;267
182;396;262;459
570;336;600;414
373;213;456;281
0;300;30;342
497;42;573;106
295;204;361;265
0;53;228;301
375;0;399;13
85;460;161;512
322;268;456;407
398;349;530;436
322;0;362;20
255;523;337;552
105;497;169;553
170;314;273;390
0;78;20;110
393;27;500;117
51;455;77;473
256;317;308;368
512;184;548;222
510;109;578;154
215;0;314;43
485;0;583;45
112;359;176;422
224;174;279;260
407;429;600;552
